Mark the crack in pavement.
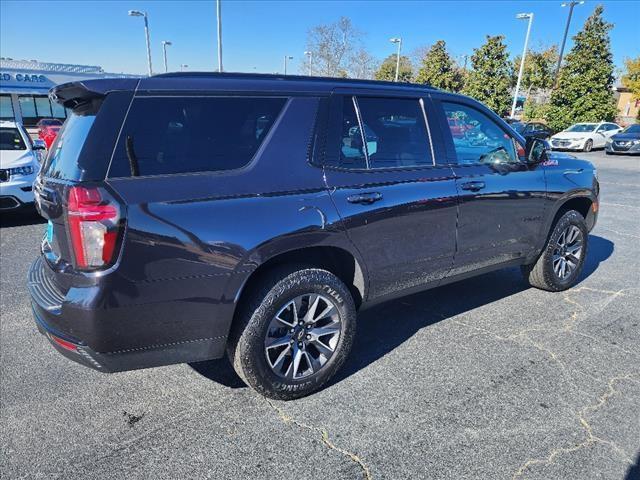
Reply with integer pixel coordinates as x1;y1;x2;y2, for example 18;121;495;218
266;399;372;480
512;375;639;479
450;287;639;478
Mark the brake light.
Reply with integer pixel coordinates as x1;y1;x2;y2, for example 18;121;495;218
67;186;121;270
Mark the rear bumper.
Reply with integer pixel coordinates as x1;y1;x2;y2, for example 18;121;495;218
28;257;230;372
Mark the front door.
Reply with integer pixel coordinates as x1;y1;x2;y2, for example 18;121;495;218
434;98;547;275
324;94;458;300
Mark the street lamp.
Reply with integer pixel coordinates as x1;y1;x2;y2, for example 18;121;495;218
510;13;534;118
554;1;585;87
304;51;313;76
128;10;153;76
216;0;223;72
180;64;188;72
283;55;293;75
389;37;402;82
162;41;172;73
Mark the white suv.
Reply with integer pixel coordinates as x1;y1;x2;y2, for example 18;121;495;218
0;120;44;211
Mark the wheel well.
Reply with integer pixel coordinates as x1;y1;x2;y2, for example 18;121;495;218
556;197;592;223
236;246;365;310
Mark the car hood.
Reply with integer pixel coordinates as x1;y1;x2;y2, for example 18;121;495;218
551;131;593;140
0;150;35;169
611;132;640;141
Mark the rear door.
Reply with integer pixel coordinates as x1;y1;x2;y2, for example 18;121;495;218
431;96;547;275
323;92;458;300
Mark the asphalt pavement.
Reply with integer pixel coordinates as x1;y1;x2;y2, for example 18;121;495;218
1;149;638;479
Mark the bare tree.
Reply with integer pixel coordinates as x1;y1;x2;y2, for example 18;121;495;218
349;48;377;79
306;17;362;77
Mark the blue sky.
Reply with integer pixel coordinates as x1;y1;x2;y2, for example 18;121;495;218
1;0;638;76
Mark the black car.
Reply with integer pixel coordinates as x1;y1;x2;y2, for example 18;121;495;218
28;73;599;400
511;121;553;140
605;123;640;155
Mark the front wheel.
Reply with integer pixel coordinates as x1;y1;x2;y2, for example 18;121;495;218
521;210;588;291
583;139;593;152
227;267;356;400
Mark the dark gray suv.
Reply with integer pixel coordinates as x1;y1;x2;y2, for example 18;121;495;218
28;73;599;399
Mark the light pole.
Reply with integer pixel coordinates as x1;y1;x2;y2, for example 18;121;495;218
283;55;293;75
180;64;188;72
554;1;584;87
128;10;153;76
511;13;534;118
216;0;223;72
304;51;313;76
162;41;172;73
389;37;402;82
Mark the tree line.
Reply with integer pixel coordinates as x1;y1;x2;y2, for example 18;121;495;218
305;5;638;129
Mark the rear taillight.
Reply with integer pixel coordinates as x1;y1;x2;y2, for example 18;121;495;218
67;186;121;270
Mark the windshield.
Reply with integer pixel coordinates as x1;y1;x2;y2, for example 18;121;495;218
0;127;26;150
622;124;640;134
566;124;596;132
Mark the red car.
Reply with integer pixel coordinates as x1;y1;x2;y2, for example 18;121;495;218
36;118;63;149
447;116;472;138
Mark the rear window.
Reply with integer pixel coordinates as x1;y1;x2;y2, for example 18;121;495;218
0;127;26;150
42;112;96;180
109;96;287;177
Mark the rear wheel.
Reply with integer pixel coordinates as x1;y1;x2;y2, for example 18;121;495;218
521;210;588;291
227;267;356;400
583;139;593;152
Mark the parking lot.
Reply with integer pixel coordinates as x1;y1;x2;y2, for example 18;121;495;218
1;149;638;480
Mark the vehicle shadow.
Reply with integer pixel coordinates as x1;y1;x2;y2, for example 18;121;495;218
625;451;640;480
0;207;45;228
190;235;614;391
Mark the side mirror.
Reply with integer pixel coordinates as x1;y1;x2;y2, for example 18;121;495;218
525;137;550;164
32;139;46;151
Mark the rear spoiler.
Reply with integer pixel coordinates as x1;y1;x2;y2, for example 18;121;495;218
49;78;140;109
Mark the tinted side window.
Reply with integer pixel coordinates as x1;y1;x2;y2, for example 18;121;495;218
43;112;96;179
335;96;367;169
110;96;286;177
356;97;432;169
442;102;517;165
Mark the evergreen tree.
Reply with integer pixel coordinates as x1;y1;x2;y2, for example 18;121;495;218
512;46;558;94
415;40;463;92
462;35;512;116
545;5;617;131
374;54;413;82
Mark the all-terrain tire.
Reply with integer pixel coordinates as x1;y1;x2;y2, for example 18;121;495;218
521;210;589;292
227;267;356;400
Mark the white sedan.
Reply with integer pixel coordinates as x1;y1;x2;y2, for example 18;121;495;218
550;122;622;152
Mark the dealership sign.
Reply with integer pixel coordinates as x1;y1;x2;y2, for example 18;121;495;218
1;72;48;83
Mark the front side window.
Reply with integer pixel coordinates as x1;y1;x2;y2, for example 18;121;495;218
110;96;287;177
0;127;26;150
443;102;518;165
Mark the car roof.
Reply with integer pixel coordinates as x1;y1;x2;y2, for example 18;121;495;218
140;72;438;94
51;72;441;108
0;120;19;128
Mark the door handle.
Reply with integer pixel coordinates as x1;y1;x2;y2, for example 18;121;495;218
347;192;383;205
461;181;486;192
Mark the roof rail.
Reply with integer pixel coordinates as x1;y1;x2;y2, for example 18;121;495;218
151;71;435;90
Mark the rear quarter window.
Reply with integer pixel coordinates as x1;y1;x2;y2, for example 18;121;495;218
42;112;96;179
109;96;287;177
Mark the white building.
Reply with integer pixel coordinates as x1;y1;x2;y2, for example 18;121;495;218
0;58;137;131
